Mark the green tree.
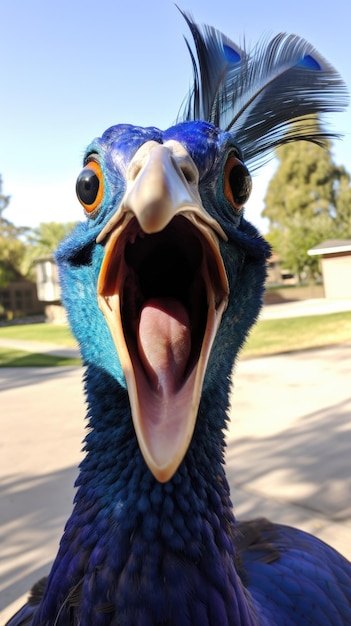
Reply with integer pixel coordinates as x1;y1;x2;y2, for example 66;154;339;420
24;221;77;274
334;170;351;234
0;176;29;285
263;138;351;281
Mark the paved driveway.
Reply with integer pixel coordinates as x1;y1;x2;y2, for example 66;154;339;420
1;343;351;622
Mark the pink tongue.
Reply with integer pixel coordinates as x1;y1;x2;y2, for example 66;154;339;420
138;298;191;394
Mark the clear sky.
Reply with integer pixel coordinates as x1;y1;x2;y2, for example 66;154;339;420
1;0;350;234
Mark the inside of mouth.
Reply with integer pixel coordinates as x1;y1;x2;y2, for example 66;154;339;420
122;217;208;388
137;297;191;394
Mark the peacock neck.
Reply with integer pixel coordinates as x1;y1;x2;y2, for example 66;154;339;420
35;364;259;625
74;363;238;548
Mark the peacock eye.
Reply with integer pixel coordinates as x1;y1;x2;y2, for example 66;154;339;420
223;156;252;211
76;160;104;216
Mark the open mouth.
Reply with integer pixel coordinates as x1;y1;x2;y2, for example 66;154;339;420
123;217;209;388
97;213;228;481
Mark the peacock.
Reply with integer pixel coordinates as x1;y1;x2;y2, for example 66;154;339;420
7;10;351;626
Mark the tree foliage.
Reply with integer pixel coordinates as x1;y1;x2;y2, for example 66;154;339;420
0;176;30;286
24;221;77;274
263;134;351;281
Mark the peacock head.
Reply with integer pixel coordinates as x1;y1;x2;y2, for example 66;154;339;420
56;11;347;483
72;120;254;483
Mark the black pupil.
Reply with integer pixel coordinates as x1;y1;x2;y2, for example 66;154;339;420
76;169;99;205
229;164;251;205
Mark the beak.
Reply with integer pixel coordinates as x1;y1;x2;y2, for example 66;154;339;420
97;140;229;482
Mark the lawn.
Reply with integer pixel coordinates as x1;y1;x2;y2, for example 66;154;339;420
0;322;76;345
0;312;350;366
0;347;81;367
0;322;79;367
241;310;351;358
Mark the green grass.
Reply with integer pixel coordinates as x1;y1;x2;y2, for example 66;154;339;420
242;311;351;358
0;322;79;367
0;347;80;367
0;322;76;345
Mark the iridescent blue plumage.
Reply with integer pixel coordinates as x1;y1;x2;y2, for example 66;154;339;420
6;11;350;626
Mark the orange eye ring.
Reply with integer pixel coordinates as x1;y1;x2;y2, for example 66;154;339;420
76;160;104;215
223;156;252;211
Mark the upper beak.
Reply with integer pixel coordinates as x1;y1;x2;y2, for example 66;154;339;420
97;140;229;482
124;141;199;233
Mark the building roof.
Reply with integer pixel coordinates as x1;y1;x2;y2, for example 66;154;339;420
308;239;351;256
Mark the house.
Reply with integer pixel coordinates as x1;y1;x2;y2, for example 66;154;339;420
35;258;66;323
308;239;351;299
266;252;297;286
35;257;61;302
0;278;44;320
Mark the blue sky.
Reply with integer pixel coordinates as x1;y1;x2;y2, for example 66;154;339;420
1;0;350;234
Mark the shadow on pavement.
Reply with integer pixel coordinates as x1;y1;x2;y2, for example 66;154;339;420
0;465;78;614
226;396;351;520
0;366;82;392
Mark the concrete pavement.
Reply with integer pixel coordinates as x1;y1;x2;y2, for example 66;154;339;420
228;343;351;551
1;312;351;622
0;366;85;623
260;297;351;319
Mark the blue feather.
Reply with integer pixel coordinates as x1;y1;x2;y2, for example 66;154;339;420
298;54;322;70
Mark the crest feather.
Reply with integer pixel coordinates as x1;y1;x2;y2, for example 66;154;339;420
177;10;349;169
